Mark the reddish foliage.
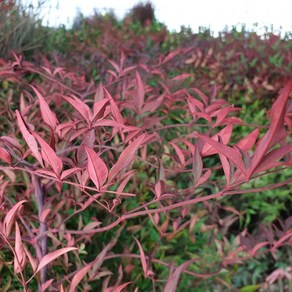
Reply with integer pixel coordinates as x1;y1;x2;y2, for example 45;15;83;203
0;40;292;290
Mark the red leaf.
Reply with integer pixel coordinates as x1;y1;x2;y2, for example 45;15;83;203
89;230;122;277
163;259;196;292
135;71;145;114
198;133;247;176
0;181;9;203
34;169;58;179
69;263;93;292
142;94;164;114
92;119;127;129
133;236;154;278
161;48;182;64
157;157;166;181
92;98;109;121
14;222;26;274
190;87;209;106
192;146;202;185
53;67;64;76
32;85;58;129
171;73;192;83
212;106;241;126
4;200;27;237
85;146;108;191
201;125;233;156
32;132;63;177
108;133;146;182
0;147;11;164
195;169;211;186
77;128;96;166
41;279;54;292
236;128;259;151
121;65;136;76
116;170;136;195
60;168;82;181
250;242;269;257
272;230;292;252
34;247;77;275
253;144;292;174
110;282;132;292
219;152;231;186
94;83;105;102
0;136;23;154
108;59;120;74
15;110;43;166
169;142;185;166
63;95;92;123
187;96;205;113
108;98;124;124
250;80;292;176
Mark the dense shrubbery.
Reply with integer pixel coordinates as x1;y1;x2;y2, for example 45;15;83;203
0;0;47;58
0;1;292;291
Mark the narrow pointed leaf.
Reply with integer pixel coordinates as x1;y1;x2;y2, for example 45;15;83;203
109;99;124;124
85;146;108;191
32;86;58;129
60;168;82;181
93;98;109;120
236;128;259;151
198;133;247;176
0;136;23;154
34;169;58;179
92;119;127;129
135;71;145;114
201;125;233;156
117;170;136;195
4;200;27;237
111;282;132;292
190;87;209;105
250;80;292;175
171;73;192;83
63;95;92;123
103;88;124;123
157;157;166;181
195;169;211;186
218;135;231;186
142;94;164;114
163;259;196;292
32;132;63;177
169;142;185;166
90;228;122;276
0;147;11;164
253;144;292;174
213;106;241;126
94;83;105;102
41;279;54;292
108;59;120;74
14;222;26;274
161;48;182;64
133;236;153;277
108;134;146;182
77;128;95;165
35;247;77;275
69;263;93;292
192;146;202;185
15;110;43;166
219;152;231;186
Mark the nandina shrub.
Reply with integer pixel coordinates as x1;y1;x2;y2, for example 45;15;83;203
1;51;292;291
43;17;292;112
